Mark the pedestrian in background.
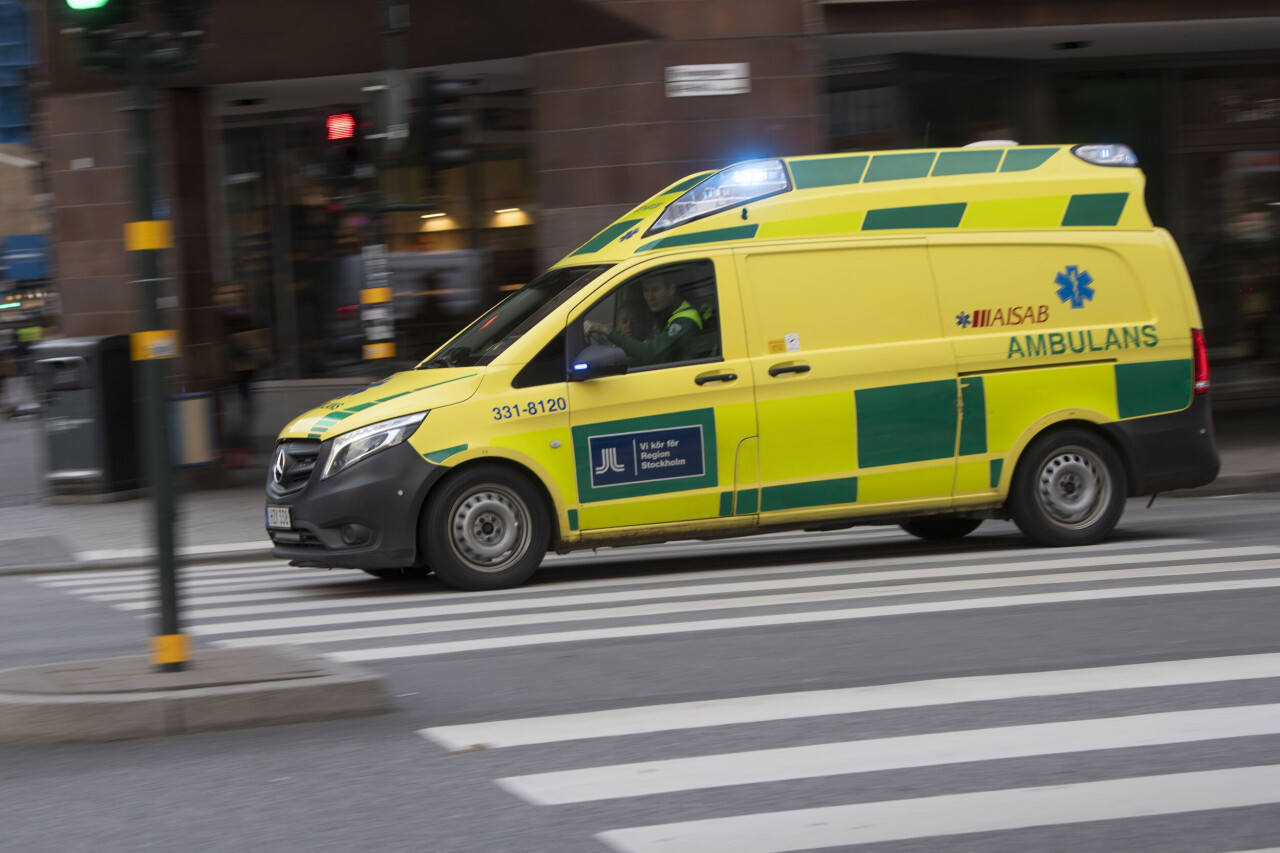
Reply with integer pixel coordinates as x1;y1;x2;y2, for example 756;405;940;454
218;284;273;468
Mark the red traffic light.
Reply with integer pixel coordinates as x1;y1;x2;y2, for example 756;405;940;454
327;113;356;141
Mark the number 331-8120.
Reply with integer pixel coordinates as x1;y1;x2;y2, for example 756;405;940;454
493;397;567;420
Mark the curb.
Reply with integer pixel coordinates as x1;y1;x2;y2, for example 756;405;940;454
0;646;390;743
0;542;275;577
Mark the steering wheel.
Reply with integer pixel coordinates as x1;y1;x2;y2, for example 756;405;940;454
585;322;610;346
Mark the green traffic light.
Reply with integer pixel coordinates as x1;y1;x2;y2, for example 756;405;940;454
66;0;111;8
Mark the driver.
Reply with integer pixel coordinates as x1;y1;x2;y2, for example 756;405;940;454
583;272;703;366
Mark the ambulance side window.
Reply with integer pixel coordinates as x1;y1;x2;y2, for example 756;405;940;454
513;332;566;388
580;260;721;371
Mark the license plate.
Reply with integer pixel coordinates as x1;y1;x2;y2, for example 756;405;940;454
266;505;292;529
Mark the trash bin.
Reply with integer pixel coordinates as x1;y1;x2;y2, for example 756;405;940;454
32;335;140;495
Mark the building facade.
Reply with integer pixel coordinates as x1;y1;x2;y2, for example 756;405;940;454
32;0;1280;455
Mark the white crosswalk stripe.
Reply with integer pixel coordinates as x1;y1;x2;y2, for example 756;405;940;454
28;533;1280;848
498;703;1280;804
102;535;1213;612
594;766;1280;853
420;652;1280;750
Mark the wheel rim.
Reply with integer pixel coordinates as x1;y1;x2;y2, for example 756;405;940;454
447;484;531;573
1034;445;1112;528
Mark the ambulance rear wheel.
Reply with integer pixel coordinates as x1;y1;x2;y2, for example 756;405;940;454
424;465;549;591
1009;428;1127;546
900;517;982;540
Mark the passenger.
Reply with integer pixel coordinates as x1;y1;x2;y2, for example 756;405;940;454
617;299;652;342
584;273;703;365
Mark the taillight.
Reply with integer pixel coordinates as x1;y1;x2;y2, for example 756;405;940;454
1191;328;1210;394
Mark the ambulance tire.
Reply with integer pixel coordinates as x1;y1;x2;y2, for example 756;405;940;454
424;465;550;591
899;517;983;540
1009;427;1127;547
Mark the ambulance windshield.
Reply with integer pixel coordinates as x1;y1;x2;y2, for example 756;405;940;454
420;264;613;369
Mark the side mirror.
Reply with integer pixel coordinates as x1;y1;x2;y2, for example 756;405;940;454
569;344;628;381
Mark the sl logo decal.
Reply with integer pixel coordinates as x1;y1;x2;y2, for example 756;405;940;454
1055;265;1095;309
594;446;627;475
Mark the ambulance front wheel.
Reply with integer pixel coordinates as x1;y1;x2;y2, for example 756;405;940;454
1009;428;1127;547
423;464;550;591
900;517;982;540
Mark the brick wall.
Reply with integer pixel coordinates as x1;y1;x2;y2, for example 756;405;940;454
46;92;138;338
47;90;219;392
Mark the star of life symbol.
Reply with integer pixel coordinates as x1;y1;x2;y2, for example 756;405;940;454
619;227;639;242
955;311;972;328
1055;265;1095;309
594;446;627;475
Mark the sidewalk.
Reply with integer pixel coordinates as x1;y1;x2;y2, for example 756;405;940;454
0;391;1276;576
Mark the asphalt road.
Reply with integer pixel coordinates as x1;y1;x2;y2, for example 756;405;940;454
3;494;1280;853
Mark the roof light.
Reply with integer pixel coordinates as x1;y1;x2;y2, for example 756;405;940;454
648;159;790;235
1073;144;1139;167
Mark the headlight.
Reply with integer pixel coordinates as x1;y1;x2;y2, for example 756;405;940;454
322;412;426;479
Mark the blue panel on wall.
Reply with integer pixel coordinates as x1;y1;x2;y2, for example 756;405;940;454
4;234;49;281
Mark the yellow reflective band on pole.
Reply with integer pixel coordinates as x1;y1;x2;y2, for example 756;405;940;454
124;220;173;251
131;329;179;360
150;633;191;665
363;342;395;359
361;287;393;304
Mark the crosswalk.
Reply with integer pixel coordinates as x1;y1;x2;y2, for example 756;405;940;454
426;652;1280;852
29;530;1280;850
30;531;1280;664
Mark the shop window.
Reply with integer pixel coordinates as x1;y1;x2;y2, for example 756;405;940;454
215;78;536;380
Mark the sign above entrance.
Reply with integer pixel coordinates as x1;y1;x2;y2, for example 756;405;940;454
665;63;750;98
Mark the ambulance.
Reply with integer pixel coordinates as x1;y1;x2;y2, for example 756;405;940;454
266;142;1219;590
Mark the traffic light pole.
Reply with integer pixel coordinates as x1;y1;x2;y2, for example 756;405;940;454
59;1;211;676
122;33;184;672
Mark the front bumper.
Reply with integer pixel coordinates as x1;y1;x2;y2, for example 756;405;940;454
1102;394;1220;494
265;439;448;569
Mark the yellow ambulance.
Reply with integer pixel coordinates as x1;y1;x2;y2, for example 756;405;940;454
266;142;1219;590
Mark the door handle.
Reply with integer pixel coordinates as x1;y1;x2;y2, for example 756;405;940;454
695;372;738;386
768;363;811;377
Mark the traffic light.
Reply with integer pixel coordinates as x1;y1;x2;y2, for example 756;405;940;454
325;111;368;188
328;112;356;141
58;0;136;32
422;75;475;187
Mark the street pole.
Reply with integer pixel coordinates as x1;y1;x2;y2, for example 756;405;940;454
59;1;210;676
121;33;184;673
